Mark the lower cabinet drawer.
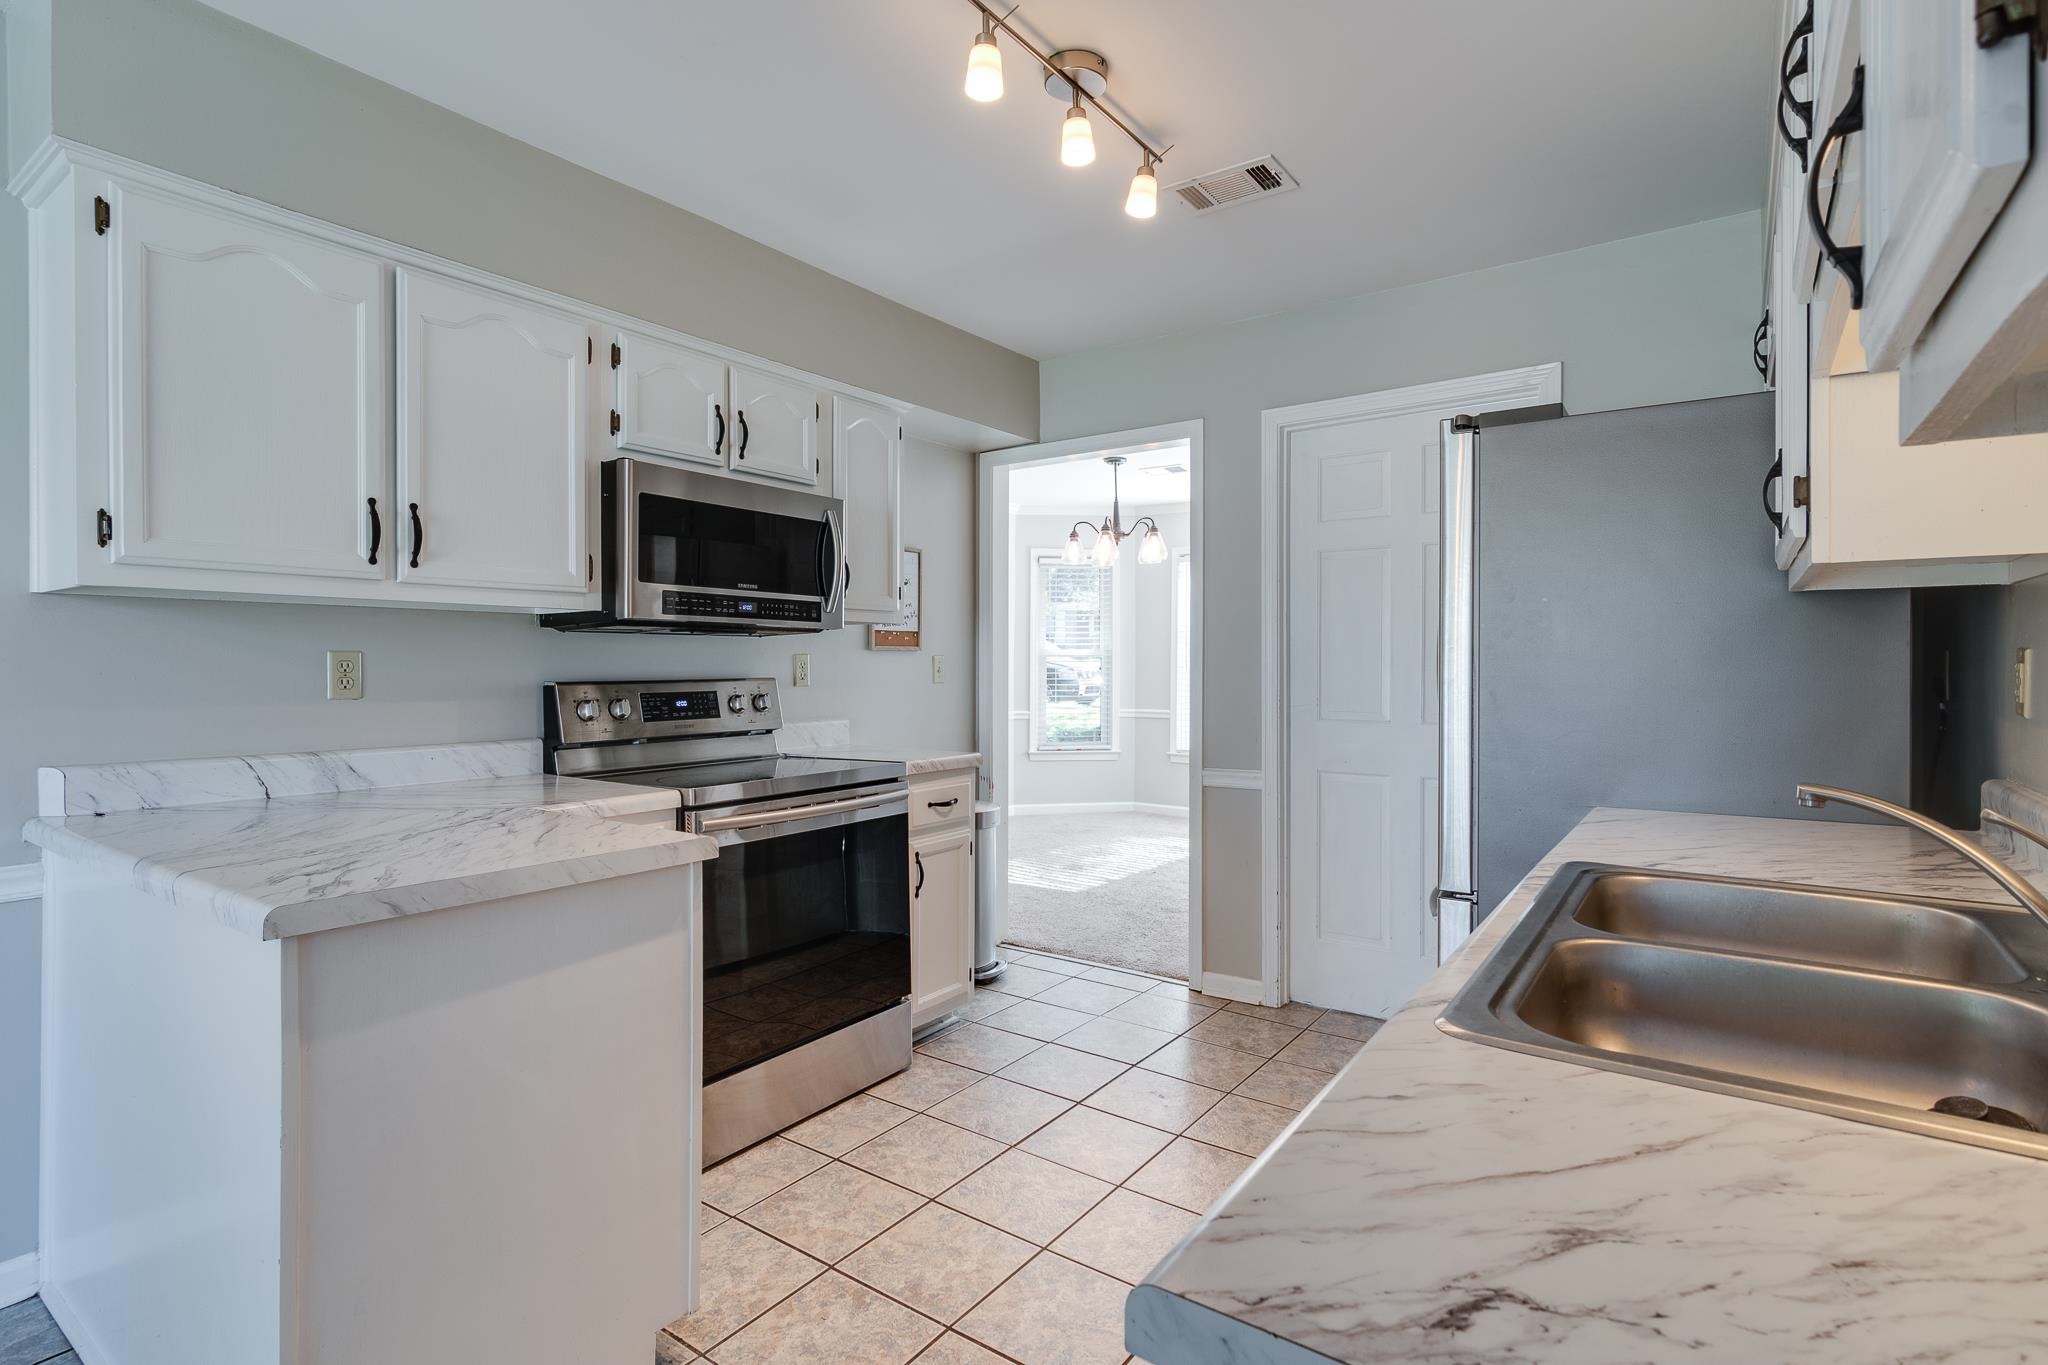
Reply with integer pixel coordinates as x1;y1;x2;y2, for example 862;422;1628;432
908;774;974;831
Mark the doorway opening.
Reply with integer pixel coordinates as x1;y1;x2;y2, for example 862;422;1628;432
977;424;1202;984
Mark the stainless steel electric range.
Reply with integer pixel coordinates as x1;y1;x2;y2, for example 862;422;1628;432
543;677;910;1163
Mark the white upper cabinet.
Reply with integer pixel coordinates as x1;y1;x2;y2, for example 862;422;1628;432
109;185;390;580
611;329;730;468
1855;0;2031;370
729;364;822;486
834;395;903;623
395;268;591;599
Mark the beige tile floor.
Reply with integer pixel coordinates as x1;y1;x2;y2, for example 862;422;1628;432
661;950;1383;1365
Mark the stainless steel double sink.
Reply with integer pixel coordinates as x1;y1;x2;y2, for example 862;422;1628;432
1439;864;2048;1158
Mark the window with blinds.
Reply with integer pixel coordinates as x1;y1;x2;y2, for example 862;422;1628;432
1171;550;1192;756
1031;552;1115;751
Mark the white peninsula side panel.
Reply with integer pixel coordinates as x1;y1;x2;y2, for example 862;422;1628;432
40;860;700;1365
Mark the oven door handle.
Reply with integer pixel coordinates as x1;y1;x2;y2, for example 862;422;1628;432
695;787;907;842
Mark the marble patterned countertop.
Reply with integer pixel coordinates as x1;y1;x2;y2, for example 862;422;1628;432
1128;806;2048;1364
791;746;981;776
23;740;713;941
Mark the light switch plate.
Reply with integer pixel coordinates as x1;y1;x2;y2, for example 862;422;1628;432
327;650;364;701
2018;647;2033;720
932;654;947;685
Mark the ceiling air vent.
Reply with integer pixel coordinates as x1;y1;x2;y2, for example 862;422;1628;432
1168;156;1299;215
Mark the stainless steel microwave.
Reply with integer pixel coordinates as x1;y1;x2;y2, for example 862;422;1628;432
541;458;844;634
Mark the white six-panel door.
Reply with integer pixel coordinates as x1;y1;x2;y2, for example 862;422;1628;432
1285;411;1442;1017
729;364;822;486
110;185;390;579
395;268;590;598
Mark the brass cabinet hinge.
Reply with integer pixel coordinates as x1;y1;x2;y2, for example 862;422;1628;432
610;342;621;368
587;553;595;584
609;409;621;435
93;196;109;236
95;507;112;547
1792;474;1811;509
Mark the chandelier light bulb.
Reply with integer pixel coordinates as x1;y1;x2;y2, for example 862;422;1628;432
1091;525;1118;566
1062;530;1086;565
1060;99;1096;167
1125;156;1158;219
964;22;1003;102
1137;525;1167;564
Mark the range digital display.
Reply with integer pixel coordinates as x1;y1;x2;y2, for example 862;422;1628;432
639;689;722;722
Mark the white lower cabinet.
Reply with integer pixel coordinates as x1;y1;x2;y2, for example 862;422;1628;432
909;787;976;1029
835;395;904;623
395;268;591;601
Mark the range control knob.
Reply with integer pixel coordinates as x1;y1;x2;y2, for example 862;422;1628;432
608;698;632;720
573;700;598;723
725;694;745;715
750;692;771;713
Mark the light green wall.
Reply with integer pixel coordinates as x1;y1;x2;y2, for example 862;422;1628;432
39;0;1037;437
1039;211;1768;981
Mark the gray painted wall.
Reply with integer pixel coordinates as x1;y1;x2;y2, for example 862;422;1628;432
1475;395;1911;914
0;4;1011;1262
1039;210;1772;980
1929;579;2048;805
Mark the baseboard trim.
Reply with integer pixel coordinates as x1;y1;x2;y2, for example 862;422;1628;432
1196;971;1265;1004
0;1251;36;1309
1009;801;1190;818
0;863;40;904
1199;768;1262;791
38;1278;116;1365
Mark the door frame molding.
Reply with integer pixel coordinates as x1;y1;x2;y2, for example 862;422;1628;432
1259;365;1561;1006
977;420;1205;988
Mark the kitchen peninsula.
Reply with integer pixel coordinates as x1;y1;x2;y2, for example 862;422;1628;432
22;740;716;1365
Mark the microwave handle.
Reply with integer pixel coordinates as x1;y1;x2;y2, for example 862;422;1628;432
819;509;845;613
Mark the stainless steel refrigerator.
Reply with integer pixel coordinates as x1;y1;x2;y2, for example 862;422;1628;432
1432;393;1912;956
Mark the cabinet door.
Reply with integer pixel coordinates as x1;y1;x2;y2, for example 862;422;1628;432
835;396;903;623
109;185;389;579
1856;0;2030;369
1770;157;1812;571
729;364;822;486
910;828;975;1026
613;330;729;467
396;269;590;598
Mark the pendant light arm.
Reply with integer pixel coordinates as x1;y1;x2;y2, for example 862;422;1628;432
963;0;1170;168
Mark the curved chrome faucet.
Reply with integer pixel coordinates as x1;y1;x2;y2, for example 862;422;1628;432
1795;783;2048;930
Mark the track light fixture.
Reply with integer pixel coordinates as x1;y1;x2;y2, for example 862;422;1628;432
957;1;1169;221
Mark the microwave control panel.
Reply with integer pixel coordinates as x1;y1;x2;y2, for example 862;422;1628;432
661;591;821;625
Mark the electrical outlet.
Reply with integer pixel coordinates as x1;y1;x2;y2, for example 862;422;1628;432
792;652;811;688
2018;647;2034;719
327;650;364;701
932;654;947;685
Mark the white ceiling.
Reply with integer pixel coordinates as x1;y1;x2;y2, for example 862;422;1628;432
1008;445;1191;510
195;0;1780;359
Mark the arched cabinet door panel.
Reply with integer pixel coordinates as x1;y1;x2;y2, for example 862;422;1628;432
729;363;822;486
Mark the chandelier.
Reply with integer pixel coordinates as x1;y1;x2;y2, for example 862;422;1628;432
1063;456;1168;567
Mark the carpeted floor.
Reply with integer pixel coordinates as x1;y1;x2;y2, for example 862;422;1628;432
1004;810;1190;980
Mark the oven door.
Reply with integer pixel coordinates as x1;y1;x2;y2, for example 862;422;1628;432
613;457;844;631
693;785;910;1085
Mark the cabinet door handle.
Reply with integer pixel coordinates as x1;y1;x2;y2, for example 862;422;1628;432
1752;311;1770;382
1776;0;1813;172
1806;63;1865;310
366;497;381;565
914;850;925;898
1763;453;1784;534
408;502;424;569
927;798;960;811
713;403;726;457
737;410;750;460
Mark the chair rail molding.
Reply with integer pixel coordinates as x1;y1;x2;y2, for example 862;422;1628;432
1199;768;1263;790
0;863;41;903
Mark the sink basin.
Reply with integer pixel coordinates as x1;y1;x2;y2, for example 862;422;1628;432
1570;872;2027;984
1440;864;2048;1158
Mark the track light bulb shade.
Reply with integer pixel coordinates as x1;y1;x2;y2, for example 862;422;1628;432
1125;158;1158;218
1060;101;1096;167
965;30;1003;102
